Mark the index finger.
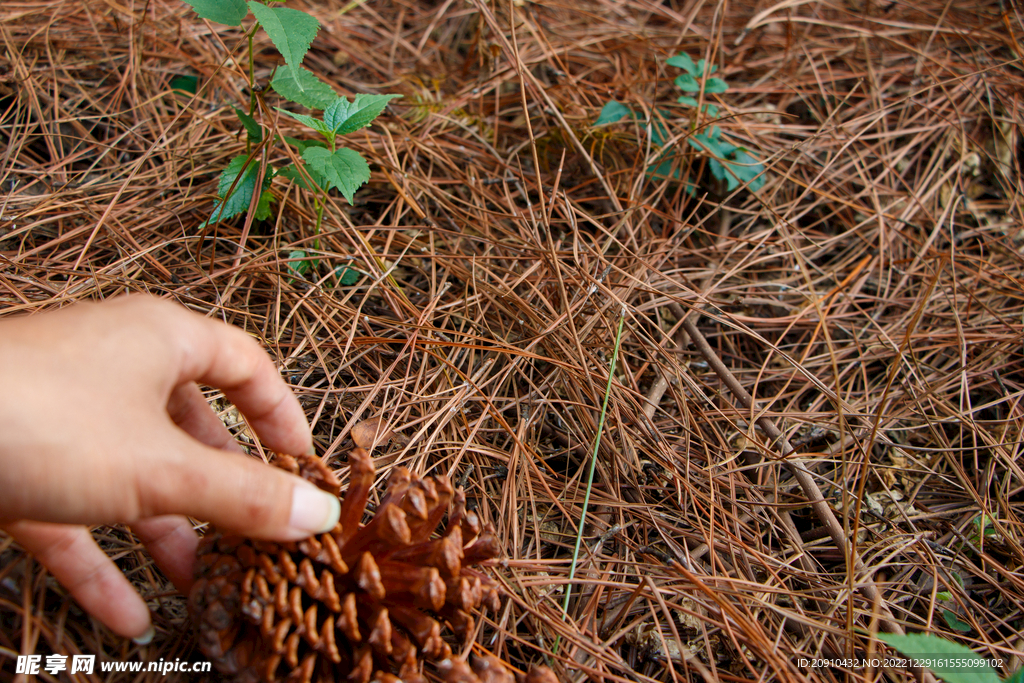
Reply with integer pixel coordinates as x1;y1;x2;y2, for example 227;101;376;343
122;296;313;456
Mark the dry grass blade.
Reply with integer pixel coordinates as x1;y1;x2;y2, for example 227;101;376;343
2;0;1024;681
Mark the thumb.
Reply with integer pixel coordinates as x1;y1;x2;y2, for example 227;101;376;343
137;432;339;541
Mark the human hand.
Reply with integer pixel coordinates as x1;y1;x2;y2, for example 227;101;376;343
0;295;340;643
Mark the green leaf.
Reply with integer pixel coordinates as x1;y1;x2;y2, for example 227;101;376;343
324;94;401;136
666;52;697;75
973;514;1000;538
181;0;247;25
717;141;739;157
594;100;633;125
731;149;765;191
704;77;729;94
255;189;274;220
678;96;699;107
233;107;263;144
278;162;324;191
710;158;739;192
248;3;319;86
942;610;972;632
301;147;370;203
674;73;700;92
169;74;198;94
270;66;337;109
937;591;952;601
281;136;327;153
695;59;717;76
336;265;360;285
878;633;1000;683
646;155;678;181
705;103;719;117
1004;669;1024;683
648;119;670;148
287;249;310;276
688;131;727;159
202;155;272;227
276;107;334;139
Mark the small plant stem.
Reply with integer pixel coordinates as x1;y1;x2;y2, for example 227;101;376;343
307;136;336;261
555;306;626;651
247;30;256;115
245;25;258;155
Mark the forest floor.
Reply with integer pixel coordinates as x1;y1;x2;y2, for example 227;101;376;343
1;0;1024;681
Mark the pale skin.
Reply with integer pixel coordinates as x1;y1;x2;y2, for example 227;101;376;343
0;295;341;643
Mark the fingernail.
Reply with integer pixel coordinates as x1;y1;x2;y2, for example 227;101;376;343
287;482;340;539
132;625;155;645
305;444;316;456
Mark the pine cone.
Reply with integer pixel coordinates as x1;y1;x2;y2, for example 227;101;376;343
187;442;513;683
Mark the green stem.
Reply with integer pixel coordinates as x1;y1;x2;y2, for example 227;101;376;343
246;27;257;155
248;30;256;114
310;137;333;259
555;306;627;652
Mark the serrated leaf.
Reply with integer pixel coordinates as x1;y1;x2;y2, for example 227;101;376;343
248;3;318;86
941;610;972;632
181;0;247;25
674;73;700;92
201;155;272;227
270;66;336;109
301;147;370;203
278;162;324;191
877;633;1000;683
233;107;263;143
169;74;198;94
276;107;333;139
666;52;697;75
594;100;633;125
678;96;699;107
336;265;360;285
255;189;274;220
324;94;401;136
704;77;729;94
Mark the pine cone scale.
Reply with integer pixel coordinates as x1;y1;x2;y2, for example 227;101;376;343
188;448;524;683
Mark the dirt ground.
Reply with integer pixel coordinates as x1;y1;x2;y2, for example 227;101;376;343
1;0;1024;681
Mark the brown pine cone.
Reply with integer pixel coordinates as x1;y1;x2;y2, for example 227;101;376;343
187;441;519;683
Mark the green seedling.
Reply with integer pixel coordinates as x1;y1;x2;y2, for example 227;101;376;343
595;52;765;194
878;633;1021;683
667;52;727;116
970;513;1000;547
935;573;970;632
180;0;399;281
